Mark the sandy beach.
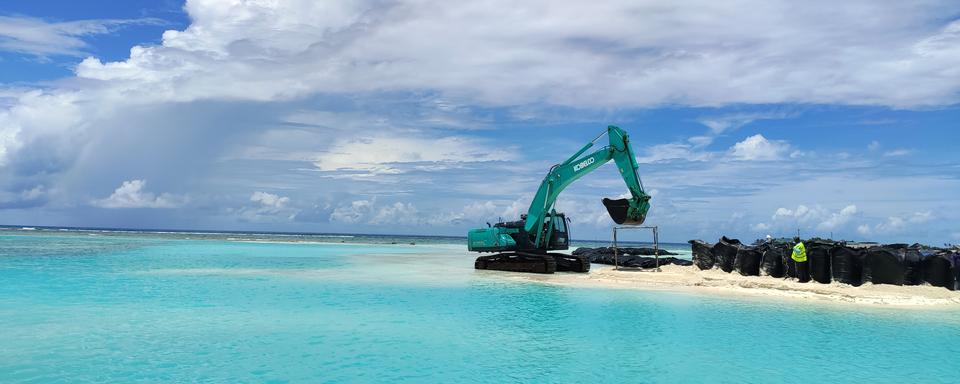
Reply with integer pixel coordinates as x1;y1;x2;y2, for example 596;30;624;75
499;264;960;308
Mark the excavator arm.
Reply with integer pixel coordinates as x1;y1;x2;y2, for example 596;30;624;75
523;125;651;247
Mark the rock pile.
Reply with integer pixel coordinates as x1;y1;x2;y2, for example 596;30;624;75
689;238;959;290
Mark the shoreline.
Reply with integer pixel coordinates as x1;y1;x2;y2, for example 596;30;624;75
500;264;960;309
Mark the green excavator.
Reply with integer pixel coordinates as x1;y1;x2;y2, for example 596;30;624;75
468;125;651;274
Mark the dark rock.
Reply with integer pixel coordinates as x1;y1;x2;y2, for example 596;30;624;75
689;240;715;270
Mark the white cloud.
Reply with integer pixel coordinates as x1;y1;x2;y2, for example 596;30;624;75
883;149;913;157
817;205;859;231
370;202;419;225
856;211;934;235
68;1;960;108
697;111;792;135
729;134;790;161
0;15;160;57
233;191;298;222
250;191;290;209
92;180;184;208
751;223;771;232
330;199;375;224
770;204;859;232
868;141;881;151
314;135;516;175
636;143;711;164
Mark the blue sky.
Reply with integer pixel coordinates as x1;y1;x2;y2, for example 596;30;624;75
1;1;959;244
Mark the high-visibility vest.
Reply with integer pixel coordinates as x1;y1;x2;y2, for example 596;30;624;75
792;242;807;262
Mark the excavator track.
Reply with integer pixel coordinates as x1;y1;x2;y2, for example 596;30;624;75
474;252;590;274
550;253;591;273
474;252;557;274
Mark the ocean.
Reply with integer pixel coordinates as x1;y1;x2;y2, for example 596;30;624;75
1;227;957;383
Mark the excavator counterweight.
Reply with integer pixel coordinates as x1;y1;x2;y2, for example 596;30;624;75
468;125;652;274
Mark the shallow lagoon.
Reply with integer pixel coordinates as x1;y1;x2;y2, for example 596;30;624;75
1;231;958;383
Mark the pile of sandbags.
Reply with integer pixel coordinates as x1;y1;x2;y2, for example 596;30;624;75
687;238;959;290
571;247;689;268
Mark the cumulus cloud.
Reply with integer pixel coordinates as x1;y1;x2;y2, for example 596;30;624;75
729;134;790;161
761;204;860;234
329;199;376;224
0;15;161;57
233;191;298;222
857;211;934;235
92;180;184;208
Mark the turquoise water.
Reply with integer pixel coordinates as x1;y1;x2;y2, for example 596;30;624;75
1;230;958;383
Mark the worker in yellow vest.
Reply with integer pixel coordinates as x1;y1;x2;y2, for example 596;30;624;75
792;237;809;283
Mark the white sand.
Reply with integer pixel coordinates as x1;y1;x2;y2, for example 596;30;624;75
503;264;960;308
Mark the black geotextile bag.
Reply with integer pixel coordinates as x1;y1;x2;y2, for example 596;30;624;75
921;253;955;290
735;247;761;276
712;236;741;273
610;255;692;268
830;246;864;286
761;244;786;278
782;246;797;278
901;248;923;286
807;244;832;284
689;240;715;270
953;254;960;291
862;247;905;285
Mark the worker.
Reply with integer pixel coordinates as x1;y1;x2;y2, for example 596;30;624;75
792;237;809;283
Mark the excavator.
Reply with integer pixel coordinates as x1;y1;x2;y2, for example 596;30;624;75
468;125;651;274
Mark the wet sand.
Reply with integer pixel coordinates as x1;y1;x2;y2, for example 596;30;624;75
505;264;960;308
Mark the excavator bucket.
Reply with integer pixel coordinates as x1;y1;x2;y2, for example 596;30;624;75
602;198;646;225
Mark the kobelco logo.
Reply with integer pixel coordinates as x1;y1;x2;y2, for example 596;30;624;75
573;157;595;172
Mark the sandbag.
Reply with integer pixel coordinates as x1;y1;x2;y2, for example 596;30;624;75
921;253;955;290
830;246;864;286
782;247;797;278
573;247;677;265
689;240;715;270
735;247;761;276
712;236;741;273
761;243;787;278
603;255;691;268
808;244;832;284
862;247;905;285
901;248;923;286
953;254;960;291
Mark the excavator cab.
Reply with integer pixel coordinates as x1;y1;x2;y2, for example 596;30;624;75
543;212;569;250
